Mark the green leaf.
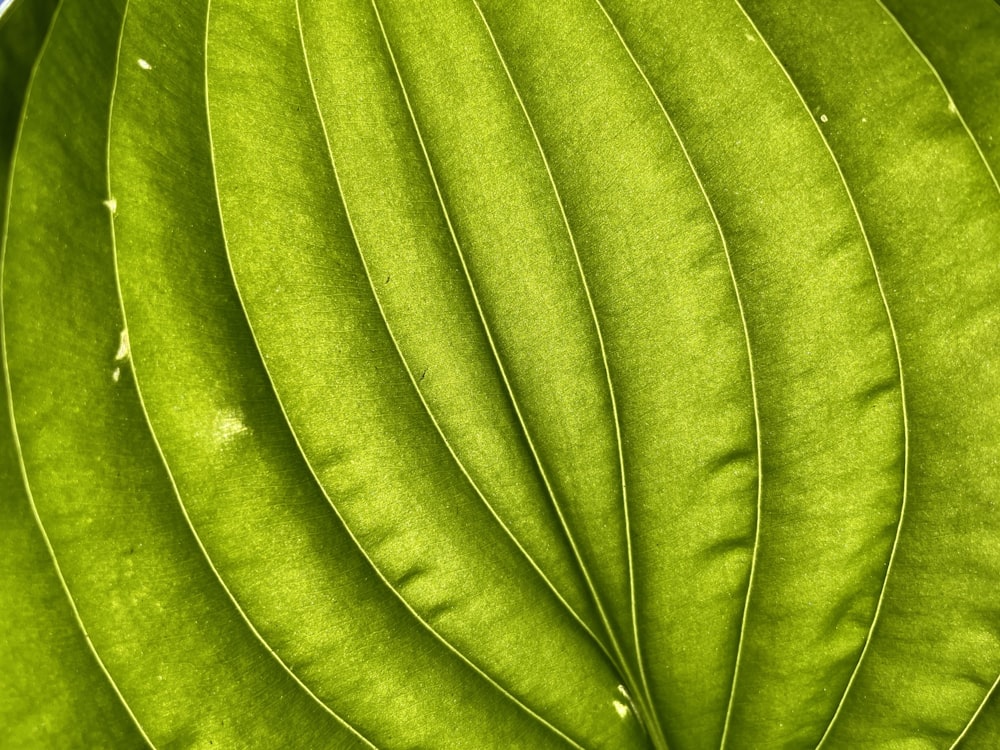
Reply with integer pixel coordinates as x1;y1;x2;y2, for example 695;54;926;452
2;0;998;747
0;2;146;746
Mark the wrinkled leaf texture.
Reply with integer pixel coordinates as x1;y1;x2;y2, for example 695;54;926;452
1;0;999;747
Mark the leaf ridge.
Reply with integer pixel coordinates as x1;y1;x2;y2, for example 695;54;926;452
104;8;378;748
875;0;1000;198
204;3;581;745
0;2;154;746
949;671;1000;749
294;0;606;661
469;2;671;744
727;4;912;748
2;383;158;750
586;2;764;746
367;0;639;737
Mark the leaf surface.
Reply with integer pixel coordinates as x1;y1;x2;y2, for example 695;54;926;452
0;6;144;746
2;1;998;748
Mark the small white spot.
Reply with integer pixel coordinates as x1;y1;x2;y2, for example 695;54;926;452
103;197;117;213
618;685;630;699
112;367;121;383
745;33;756;42
215;412;248;441
948;99;958;115
138;58;152;70
862;117;868;123
820;114;829;123
115;328;130;361
613;700;630;719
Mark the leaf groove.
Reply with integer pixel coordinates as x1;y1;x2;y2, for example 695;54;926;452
0;2;154;746
204;3;583;745
367;4;641;743
728;4;911;748
875;0;1000;198
295;0;606;666
585;3;765;747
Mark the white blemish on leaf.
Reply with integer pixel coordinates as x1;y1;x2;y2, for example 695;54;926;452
820;114;829;123
103;197;117;213
138;58;152;70
745;33;756;42
215;412;248;441
115;329;130;361
112;367;121;383
613;700;630;719
948;99;958;115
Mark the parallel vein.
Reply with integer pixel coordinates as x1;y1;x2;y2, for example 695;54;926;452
294;0;606;667
0;1;154;746
875;0;1000;198
104;4;378;746
204;0;581;745
469;2;661;744
367;2;641;743
728;4;911;748
949;672;1000;749
585;2;764;747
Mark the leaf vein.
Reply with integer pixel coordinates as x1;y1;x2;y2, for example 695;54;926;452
99;5;380;747
586;3;764;747
206;1;580;745
726;5;911;748
295;0;605;659
361;4;596;744
473;1;671;744
0;2;155;746
949;671;1000;749
875;0;1000;199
